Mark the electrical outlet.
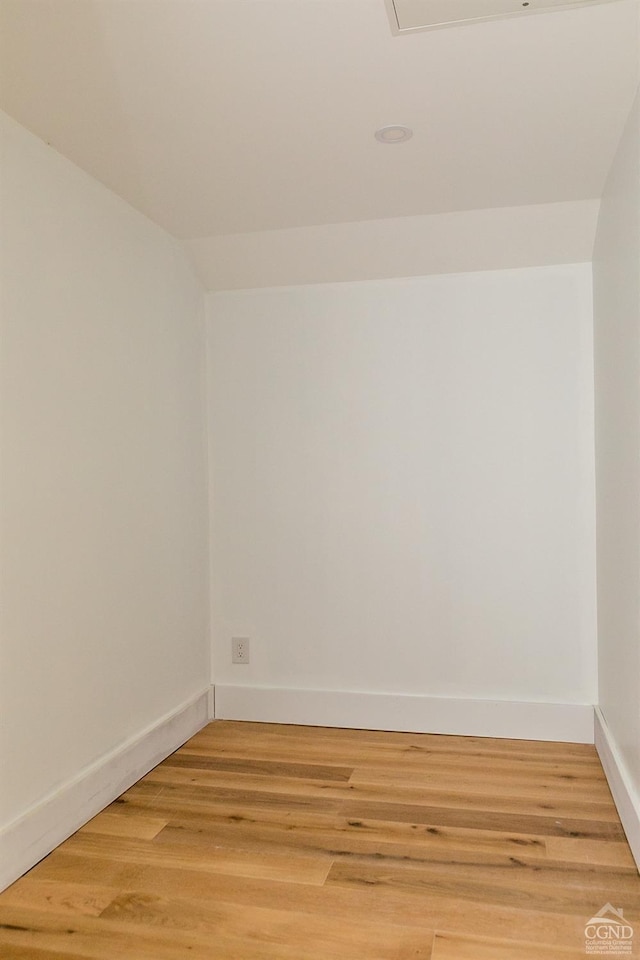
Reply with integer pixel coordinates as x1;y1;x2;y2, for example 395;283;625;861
232;637;250;664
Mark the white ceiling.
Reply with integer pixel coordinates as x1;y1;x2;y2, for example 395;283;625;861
0;0;637;244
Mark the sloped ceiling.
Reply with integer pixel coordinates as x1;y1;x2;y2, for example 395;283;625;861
1;0;638;238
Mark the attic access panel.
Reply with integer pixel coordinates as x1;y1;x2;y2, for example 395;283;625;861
388;0;617;32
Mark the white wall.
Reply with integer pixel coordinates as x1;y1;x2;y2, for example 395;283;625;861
593;88;640;860
187;200;599;291
0;112;209;853
207;265;596;734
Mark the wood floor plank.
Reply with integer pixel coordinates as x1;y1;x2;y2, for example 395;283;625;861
141;762;621;822
151;753;613;797
189;721;598;760
0;945;97;960
326;855;640;918
25;850;612;949
162;752;354;781
340;797;626;840
109;786;562;859
546;835;638;868
0;904;296;960
146;811;554;866
186;735;600;773
1;720;637;960
31;851;147;890
0;904;218;960
349;759;612;791
0;903;431;960
100;890;434;959
0;879;118;918
181;739;604;777
38;809;555;875
78;811;169;840
124;775;346;816
60;831;331;886
431;931;588;959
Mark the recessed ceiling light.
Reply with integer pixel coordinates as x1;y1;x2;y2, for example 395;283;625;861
375;125;413;144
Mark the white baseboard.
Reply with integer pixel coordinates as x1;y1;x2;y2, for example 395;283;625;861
595;707;640;872
213;685;594;744
0;688;210;893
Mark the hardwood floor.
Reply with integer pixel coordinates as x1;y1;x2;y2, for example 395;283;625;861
1;721;639;959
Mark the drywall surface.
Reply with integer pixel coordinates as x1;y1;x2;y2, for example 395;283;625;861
0;111;209;828
207;266;596;707
187;199;599;291
593;89;640;798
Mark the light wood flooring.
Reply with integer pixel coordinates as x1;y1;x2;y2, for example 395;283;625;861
0;720;639;959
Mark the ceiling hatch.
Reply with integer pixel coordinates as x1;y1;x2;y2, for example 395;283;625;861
388;0;618;32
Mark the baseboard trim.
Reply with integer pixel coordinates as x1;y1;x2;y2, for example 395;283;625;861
213;685;594;743
0;688;210;892
595;707;640;872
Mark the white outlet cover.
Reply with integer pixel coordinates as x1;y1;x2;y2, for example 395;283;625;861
387;0;618;32
232;637;250;664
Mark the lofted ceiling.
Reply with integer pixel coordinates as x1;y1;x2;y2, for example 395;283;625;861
0;0;637;248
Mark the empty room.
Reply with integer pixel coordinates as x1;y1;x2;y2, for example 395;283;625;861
1;0;640;957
